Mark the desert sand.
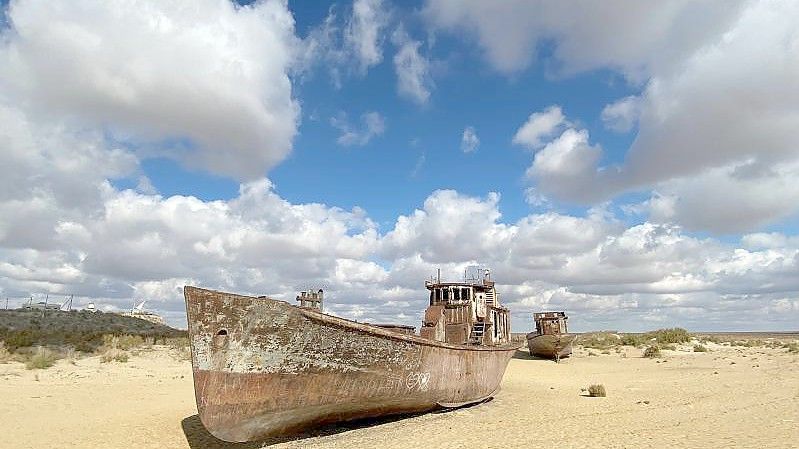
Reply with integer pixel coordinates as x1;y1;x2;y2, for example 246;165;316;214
1;342;797;449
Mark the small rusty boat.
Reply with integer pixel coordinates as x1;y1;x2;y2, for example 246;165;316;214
526;311;575;362
185;269;518;442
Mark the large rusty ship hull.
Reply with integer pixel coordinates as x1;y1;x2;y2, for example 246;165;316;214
525;333;575;361
185;286;519;442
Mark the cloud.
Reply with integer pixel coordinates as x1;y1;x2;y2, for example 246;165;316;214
512;106;566;150
345;0;389;73
423;1;743;77
426;1;799;233
391;26;433;105
601;96;641;133
1;1;798;333
330;111;386;146
0;0;301;180
302;0;388;85
514;106;611;203
460;126;479;153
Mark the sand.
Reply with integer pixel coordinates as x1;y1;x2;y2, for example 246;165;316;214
1;342;797;449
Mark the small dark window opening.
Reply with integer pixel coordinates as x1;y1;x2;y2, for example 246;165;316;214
443;288;449;300
454;288;460;301
216;329;228;336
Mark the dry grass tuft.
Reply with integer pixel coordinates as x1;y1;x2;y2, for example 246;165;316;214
0;341;12;363
25;346;60;370
587;384;607;397
97;336;130;363
693;344;708;352
100;349;129;363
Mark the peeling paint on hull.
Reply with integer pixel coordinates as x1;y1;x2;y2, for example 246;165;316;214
525;333;576;360
185;286;520;442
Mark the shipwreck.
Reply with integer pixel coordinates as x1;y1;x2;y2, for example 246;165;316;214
526;311;575;362
184;268;518;442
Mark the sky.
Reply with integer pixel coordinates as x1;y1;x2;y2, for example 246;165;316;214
0;0;798;332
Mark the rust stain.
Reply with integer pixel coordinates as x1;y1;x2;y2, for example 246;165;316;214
185;286;519;442
526;311;575;361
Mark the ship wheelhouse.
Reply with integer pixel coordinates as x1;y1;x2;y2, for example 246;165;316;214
420;268;510;346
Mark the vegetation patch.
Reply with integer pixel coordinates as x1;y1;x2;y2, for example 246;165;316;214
587;384;607;397
619;333;648;347
579;332;621;350
643;345;662;358
0;309;185;353
25;346;60;370
0;341;11;363
100;348;129;363
784;342;799;353
646;328;691;344
693;344;708;352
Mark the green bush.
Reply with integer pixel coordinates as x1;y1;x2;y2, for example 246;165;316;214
3;330;35;351
646;328;691;344
643;345;662;358
619;334;648;347
693;344;708;352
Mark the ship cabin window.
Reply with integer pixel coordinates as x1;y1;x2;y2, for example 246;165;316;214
462;288;470;301
453;288;460;301
442;288;449;301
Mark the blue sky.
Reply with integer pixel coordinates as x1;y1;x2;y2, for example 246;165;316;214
1;0;798;331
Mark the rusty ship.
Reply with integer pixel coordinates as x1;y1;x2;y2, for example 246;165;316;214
526;311;575;362
184;268;518;442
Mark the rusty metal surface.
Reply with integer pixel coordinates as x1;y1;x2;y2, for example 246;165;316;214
525;333;576;359
184;286;520;442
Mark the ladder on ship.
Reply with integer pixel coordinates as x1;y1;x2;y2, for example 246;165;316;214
469;321;486;345
485;290;495;306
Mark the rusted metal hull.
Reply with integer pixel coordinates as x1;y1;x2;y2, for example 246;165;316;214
525;333;575;360
185;286;519;442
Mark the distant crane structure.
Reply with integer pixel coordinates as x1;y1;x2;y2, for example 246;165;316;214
60;295;73;312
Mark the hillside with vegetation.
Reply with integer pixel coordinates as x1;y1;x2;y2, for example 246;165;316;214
0;309;185;352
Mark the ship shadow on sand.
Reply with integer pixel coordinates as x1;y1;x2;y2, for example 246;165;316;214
182;400;490;448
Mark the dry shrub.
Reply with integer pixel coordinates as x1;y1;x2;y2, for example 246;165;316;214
100;349;129;363
588;384;607;397
619;334;648;347
98;335;130;363
0;341;12;363
103;334;147;351
579;332;620;350
643;345;662;358
693;344;708;352
25;346;60;370
784;342;799;353
647;328;691;344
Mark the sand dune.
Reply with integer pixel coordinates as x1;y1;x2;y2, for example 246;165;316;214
1;342;797;448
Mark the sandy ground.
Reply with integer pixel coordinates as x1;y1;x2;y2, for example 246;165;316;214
1;342;797;449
